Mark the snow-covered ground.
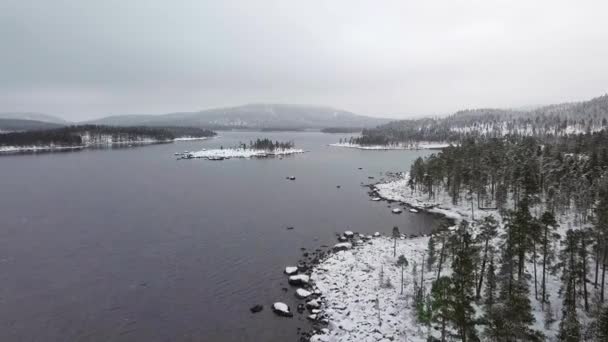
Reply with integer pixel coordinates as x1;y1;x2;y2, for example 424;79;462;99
0;145;85;153
309;172;597;341
186;148;305;160
0;135;211;153
172;136;210;142
311;236;434;342
329;142;450;150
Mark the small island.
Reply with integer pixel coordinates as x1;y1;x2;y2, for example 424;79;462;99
178;138;304;160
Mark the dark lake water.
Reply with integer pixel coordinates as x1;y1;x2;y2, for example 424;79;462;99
0;131;438;342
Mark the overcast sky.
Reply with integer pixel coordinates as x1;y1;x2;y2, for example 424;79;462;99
1;0;608;120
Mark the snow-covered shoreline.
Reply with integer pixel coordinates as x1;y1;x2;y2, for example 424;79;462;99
181;148;305;160
329;142;450;150
307;172;594;341
310;236;433;342
0;145;86;153
0;136;211;154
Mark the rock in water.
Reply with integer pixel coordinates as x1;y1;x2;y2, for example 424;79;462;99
295;288;312;299
333;242;352;251
409;208;419;213
391;208;403;214
272;302;293;317
250;304;263;313
284;266;298;275
288;274;310;286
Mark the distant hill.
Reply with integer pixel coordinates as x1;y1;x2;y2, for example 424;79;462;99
0;112;68;124
351;94;608;144
0;119;64;132
85;104;390;129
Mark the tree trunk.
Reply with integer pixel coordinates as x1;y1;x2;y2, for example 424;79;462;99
542;224;548;308
437;238;446;280
400;265;404;295
595;242;601;289
533;240;538;300
602;243;607;302
393;238;396;257
582;236;589;312
476;238;489;299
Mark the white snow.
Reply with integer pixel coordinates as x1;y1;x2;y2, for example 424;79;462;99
333;242;353;251
1;135;209;153
285;266;298;275
187;148;304;160
295;288;312;299
311;237;433;342
0;145;85;153
330;142;450;150
272;302;291;316
344;231;354;237
172;136;210;141
288;274;310;285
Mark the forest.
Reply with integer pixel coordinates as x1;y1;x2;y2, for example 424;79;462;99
320;127;363;134
405;131;608;341
0;125;216;147
235;138;295;151
350;94;608;145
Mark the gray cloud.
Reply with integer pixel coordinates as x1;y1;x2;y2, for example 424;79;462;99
1;0;607;120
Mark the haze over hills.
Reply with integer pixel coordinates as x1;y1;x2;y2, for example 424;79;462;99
0;119;64;132
84;104;391;130
0;112;68;124
351;94;608;145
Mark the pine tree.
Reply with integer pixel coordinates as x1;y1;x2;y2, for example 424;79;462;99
392;226;400;257
540;210;559;307
596;305;608;341
427;235;437;272
430;277;453;342
476;215;498;299
397;255;408;295
558;278;581;341
451;225;477;341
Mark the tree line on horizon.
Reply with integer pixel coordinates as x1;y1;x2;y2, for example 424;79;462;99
0;125;216;147
348;94;608;146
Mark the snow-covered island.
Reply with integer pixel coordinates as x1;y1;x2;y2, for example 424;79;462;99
178;138;304;160
329;141;450;150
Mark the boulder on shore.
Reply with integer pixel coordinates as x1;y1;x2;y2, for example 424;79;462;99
288;274;310;286
295;288;312;299
333;242;352;251
306;299;321;309
284;266;298;275
272;302;293;317
344;230;354;238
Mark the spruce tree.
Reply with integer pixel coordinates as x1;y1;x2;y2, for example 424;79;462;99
558;278;581;341
476;215;498;299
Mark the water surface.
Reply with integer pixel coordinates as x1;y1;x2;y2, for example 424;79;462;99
0;131;438;341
